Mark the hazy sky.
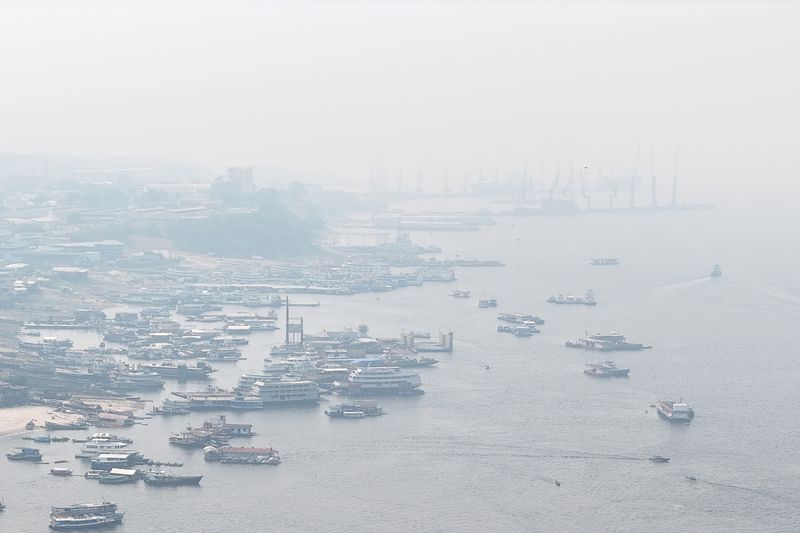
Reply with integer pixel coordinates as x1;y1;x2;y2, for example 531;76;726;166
0;1;797;205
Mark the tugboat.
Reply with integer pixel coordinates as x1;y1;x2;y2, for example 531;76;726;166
656;399;695;423
583;361;630;377
710;264;722;277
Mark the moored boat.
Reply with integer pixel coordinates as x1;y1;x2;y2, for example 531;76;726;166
50;467;73;476
45;420;89;431
49;501;124;530
143;471;203;486
6;447;43;461
325;402;384;418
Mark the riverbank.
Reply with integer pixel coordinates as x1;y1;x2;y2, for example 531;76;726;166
0;405;52;437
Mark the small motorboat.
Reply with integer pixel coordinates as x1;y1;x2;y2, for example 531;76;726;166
25;420;35;430
648;455;670;463
50;467;73;476
710;264;722;277
686;476;697;482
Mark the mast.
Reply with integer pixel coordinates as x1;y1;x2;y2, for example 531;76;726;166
284;297;290;345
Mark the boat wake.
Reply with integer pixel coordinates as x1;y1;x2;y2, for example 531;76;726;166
691;477;799;504
746;284;800;308
654;277;711;291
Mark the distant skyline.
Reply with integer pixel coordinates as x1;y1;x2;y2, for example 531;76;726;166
0;1;797;206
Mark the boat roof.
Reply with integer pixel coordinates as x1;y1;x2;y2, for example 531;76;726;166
221;446;275;453
108;468;137;475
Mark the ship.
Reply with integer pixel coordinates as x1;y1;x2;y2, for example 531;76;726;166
325;402;384;418
497;324;539;336
143;471;203;486
547;290;597;306
45;420;89;431
583;361;630;377
253;380;320;405
6;447;43;461
386;356;439;368
231;394;264;409
566;332;651;351
656;400;695;423
710;264;722;277
497;313;545;325
204;445;281;465
169;430;217;448
89;452;145;470
97;468;140;484
158;398;191;415
49;501;124;530
75;439;132;459
142;361;216;380
344;366;422;395
590;257;619;266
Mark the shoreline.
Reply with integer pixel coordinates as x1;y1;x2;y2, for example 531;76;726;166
0;405;53;438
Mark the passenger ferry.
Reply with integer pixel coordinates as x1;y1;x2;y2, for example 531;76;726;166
325;402;384;418
547;289;597;306
566;332;651;351
497;313;545;325
49;501;124;530
583;361;630;377
345;367;422;395
656;400;695;423
254;380;320;404
89;452;143;470
75;440;132;459
142;361;216;379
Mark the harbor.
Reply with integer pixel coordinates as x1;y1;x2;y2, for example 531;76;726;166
0;202;791;532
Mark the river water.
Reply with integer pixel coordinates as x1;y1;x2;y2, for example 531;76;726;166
1;206;799;532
